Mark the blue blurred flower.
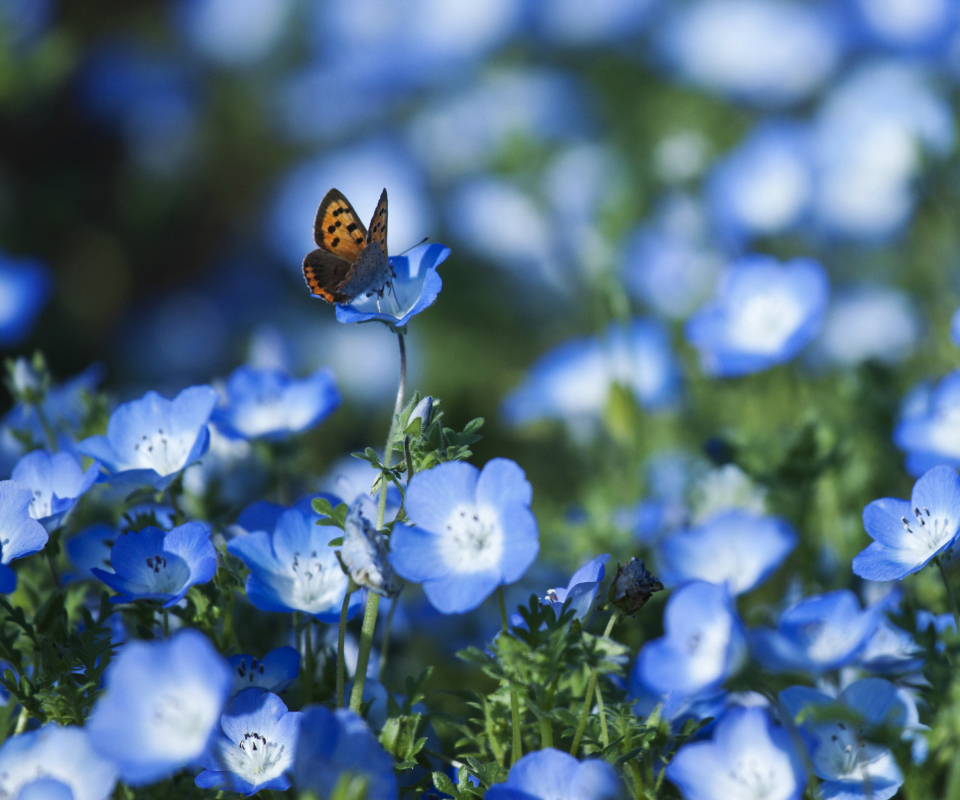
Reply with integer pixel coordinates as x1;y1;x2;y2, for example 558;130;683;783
854;465;960;581
212;366;340;441
0;0;53;48
486;748;622;800
15;778;75;800
196;689;301;795
533;0;655;45
751;590;881;673
916;608;956;652
656;510;796;596
780;679;908;800
174;0;292;67
666;706;806;800
335;243;451;328
895;372;960;475
858;618;925;674
845;0;959;55
88;629;232;785
390;459;539;614
634;581;747;715
544;554;609;621
92;522;217;607
227;505;363;622
77;385;218;489
228;646;299;696
293;706;398;800
685;255;829;377
66;524;115;580
0;254;50;347
10;450;99;531
0;724;118;800
0;481;50;592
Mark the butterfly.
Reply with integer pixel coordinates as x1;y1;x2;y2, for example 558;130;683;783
302;188;393;305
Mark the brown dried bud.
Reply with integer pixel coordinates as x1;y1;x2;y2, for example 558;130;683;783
609;557;663;615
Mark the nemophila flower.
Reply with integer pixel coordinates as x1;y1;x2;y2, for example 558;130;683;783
77;385;218;489
848;0;958;53
92;522;216;607
780;679;908;800
87;628;232;785
228;647;300;695
858;619;925;675
685;255;829;377
751;590;881;673
895;374;960;475
486;748;622;800
17;778;76;800
634;581;746;714
0;481;50;592
227;505;364;621
293;706;398;800
390;458;539;614
196;688;301;795
65;524;114;580
334;243;451;327
853;466;960;581
544;554;609;621
0;724;118;800
211;366;340;441
10;450;99;531
339;500;401;598
0;253;51;347
916;609;956;652
656;510;796;596
665;706;806;800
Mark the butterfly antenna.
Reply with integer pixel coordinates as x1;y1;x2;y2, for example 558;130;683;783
397;236;429;257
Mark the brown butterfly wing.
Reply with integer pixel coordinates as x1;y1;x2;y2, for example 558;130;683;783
303;248;353;304
313;189;368;263
366;188;388;258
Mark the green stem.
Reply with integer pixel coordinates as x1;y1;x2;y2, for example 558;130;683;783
34;404;57;453
571;671;597;757
350;332;406;713
303;620;315;705
378;591;400;683
938;556;960;634
497;587;522;765
337;586;355;708
596;678;609;749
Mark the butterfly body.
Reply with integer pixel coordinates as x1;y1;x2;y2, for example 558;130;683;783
303;188;393;304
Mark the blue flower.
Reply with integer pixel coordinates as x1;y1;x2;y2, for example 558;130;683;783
666;706;806;800
228;646;300;695
751;590;881;673
195;688;302;795
0;481;50;593
858;619;925;675
174;0;291;67
227;505;364;621
87;629;232;785
916;609;956;652
334;243;450;327
212;366;340;441
10;450;100;531
77;385;218;489
846;0;958;55
853;466;960;581
293;706;398;800
894;372;960;475
656;510;796;595
485;748;622;800
65;526;115;581
685;255;829;377
0;254;50;347
780;679;909;800
633;581;747;715
390;458;539;614
545;555;609;621
92;522;217;607
0;724;118;800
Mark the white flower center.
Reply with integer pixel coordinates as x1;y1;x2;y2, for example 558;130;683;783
131;427;193;476
222;730;286;782
287;550;343;612
728;290;805;355
899;505;956;553
439;504;504;573
131;554;191;596
796;620;852;664
149;690;214;757
28;488;52;520
684;614;733;685
726;754;782;799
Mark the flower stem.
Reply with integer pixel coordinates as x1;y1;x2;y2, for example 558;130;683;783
350;331;406;712
337;585;355;708
571;611;620;757
303;618;315;705
378;592;400;683
34;404;57;453
497;587;523;766
937;556;960;634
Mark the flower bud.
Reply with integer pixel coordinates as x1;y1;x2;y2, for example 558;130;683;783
609;557;663;616
338;503;401;598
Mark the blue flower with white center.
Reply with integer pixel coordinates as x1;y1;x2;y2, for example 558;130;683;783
227;505;364;621
16;778;75;800
195;689;301;795
657;510;796;596
780;679;908;800
685;255;829;377
10;450;99;531
212;366;340;441
77;385;218;490
857;618;925;675
91;522;216;607
389;458;539;614
228;647;300;695
751;590;881;674
87;629;232;785
633;581;747;716
333;242;450;327
0;254;51;347
894;372;960;476
544;555;609;621
853;466;960;581
0;481;50;593
665;706;806;800
293;706;398;800
485;748;622;800
0;724;118;800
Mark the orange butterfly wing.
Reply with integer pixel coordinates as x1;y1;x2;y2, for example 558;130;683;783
313;189;369;262
303;248;353;304
367;188;388;258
